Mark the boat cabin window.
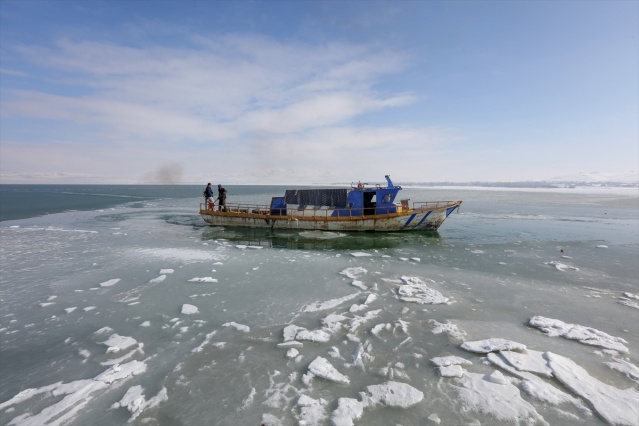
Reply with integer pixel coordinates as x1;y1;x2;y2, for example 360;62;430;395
382;193;392;203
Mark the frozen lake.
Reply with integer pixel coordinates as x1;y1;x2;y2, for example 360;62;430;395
1;185;638;425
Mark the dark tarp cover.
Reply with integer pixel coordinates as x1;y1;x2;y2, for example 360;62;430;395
284;189;348;207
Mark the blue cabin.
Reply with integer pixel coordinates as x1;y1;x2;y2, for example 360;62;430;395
270;175;401;217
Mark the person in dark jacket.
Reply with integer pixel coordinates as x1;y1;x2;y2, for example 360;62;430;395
216;184;227;211
204;183;214;209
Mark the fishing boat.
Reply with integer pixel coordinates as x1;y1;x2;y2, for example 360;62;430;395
199;175;462;232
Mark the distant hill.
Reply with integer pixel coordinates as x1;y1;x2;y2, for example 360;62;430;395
400;171;638;189
400;181;637;189
325;171;638;189
547;171;638;184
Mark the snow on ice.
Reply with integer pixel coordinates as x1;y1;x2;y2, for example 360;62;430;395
529;315;629;352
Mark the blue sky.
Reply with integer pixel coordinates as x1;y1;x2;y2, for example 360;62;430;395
1;0;637;184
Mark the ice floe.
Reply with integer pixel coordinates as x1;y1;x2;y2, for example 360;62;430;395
461;338;527;353
431;356;472;378
111;385;168;422
604;358;639;383
187;277;218;283
295;328;331;343
306;356;350;384
181;304;199;315
497;349;553;378
301;292;360;312
350;280;367;290
394;276;449;304
429;319;467;343
545;261;579;271
340;267;368;279
321;313;350;334
618;292;639;310
431;355;473;367
350;252;371;257
0;360;147;425
546;351;639;425
149;275;166;284
99;278;121;287
450;370;547;425
100;333;138;354
222;321;250;332
427;413;441;424
529;315;629;352
331;397;364;426
439;365;465;378
294;394;328;424
362;380;424;408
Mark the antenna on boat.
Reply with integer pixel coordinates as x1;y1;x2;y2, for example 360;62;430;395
385;175;393;188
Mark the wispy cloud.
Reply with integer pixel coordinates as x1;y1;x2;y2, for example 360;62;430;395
2;2;637;184
1;33;459;183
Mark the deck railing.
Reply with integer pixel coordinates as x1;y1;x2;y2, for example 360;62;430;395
200;200;460;220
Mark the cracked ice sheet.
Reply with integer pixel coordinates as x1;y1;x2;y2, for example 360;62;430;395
331;381;423;426
450;370;548;425
529;316;629;353
0;360;147;426
486;352;590;413
498;349;553;378
348;309;383;334
111;385;168;422
294;395;328;425
546;352;639;426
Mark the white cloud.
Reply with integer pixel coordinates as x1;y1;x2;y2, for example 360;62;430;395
1;33;457;183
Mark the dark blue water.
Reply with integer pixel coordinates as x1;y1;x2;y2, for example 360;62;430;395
0;185;296;222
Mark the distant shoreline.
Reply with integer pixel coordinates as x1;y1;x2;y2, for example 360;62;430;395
1;181;637;193
403;185;639;196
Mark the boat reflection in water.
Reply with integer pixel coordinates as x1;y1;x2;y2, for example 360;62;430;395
200;226;442;250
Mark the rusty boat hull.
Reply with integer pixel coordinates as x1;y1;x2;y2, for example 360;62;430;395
200;201;461;232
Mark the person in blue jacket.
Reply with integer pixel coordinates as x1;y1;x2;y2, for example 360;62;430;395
204;183;214;209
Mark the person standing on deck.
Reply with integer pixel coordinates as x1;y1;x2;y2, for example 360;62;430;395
216;184;227;211
204;183;214;210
